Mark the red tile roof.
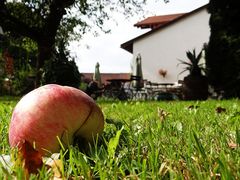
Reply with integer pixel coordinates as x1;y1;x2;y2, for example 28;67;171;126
134;13;185;29
121;4;208;53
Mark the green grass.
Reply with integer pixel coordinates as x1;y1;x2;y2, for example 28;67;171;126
0;98;240;179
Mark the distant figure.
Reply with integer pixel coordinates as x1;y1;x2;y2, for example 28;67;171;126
86;80;102;100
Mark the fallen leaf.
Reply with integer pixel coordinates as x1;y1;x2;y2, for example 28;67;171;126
123;175;139;180
18;141;43;174
228;142;237;149
187;105;200;110
159;162;168;176
215;106;226;114
157;108;170;122
210;171;221;179
0;154;12;174
44;153;66;179
49;159;63;178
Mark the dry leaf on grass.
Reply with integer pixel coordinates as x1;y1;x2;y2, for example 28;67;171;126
45;158;63;178
157;108;170;122
187;105;200;110
18;141;43;175
228;142;237;149
215;106;227;114
7;142;63;179
0;154;13;175
2;146;85;179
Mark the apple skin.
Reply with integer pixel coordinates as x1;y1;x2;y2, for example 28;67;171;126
9;84;104;156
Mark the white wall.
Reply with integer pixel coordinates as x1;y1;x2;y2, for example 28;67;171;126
132;9;210;83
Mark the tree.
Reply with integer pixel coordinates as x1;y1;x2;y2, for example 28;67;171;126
205;1;240;98
0;0;148;87
42;41;81;88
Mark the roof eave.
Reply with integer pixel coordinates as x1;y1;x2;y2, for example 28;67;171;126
120;4;208;54
120;40;133;53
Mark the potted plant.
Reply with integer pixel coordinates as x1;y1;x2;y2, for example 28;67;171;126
178;49;208;100
158;69;167;78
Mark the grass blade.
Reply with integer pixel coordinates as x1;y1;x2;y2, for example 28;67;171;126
108;126;124;159
192;131;206;159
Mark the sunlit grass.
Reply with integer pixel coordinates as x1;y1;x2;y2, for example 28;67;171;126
0;97;239;179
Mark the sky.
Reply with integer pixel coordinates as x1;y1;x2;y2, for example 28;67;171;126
69;0;209;73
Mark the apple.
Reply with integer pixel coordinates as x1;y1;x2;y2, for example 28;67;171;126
9;84;104;156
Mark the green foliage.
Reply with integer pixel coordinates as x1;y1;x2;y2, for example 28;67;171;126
0;29;37;64
206;1;240;98
7;37;37;69
42;42;81;88
0;34;37;95
1;0;148;47
178;49;205;76
12;64;35;95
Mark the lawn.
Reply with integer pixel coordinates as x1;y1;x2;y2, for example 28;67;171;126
0;97;239;179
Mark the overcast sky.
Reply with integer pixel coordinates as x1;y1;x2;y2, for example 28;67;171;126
69;0;209;73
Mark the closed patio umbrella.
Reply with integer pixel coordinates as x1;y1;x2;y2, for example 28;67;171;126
93;62;102;88
131;53;144;89
0;26;3;35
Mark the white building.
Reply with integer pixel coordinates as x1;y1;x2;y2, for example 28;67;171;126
121;4;210;84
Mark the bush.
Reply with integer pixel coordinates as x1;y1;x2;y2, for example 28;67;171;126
12;64;35;95
42;43;81;88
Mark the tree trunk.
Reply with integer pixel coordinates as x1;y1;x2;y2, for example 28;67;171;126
35;42;54;88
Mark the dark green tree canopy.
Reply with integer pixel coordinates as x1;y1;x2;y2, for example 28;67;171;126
43;41;81;88
206;0;240;98
0;0;149;86
0;0;149;46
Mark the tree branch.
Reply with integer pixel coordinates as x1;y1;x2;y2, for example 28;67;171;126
39;0;76;44
0;2;41;41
